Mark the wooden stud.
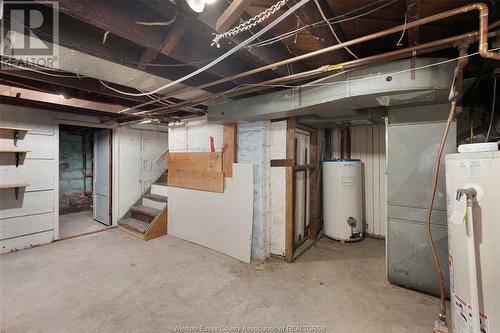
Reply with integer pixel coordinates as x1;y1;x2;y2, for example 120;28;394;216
309;129;319;240
285;166;294;262
325;128;332;160
284;117;296;262
270;159;294;167
222;123;237;177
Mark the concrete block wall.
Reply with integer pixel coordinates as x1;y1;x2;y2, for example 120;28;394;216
59;131;91;214
237;121;271;260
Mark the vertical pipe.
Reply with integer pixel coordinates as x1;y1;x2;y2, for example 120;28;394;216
465;198;481;333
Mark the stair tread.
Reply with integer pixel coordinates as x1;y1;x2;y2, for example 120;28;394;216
130;205;161;217
118;218;149;234
143;193;168;203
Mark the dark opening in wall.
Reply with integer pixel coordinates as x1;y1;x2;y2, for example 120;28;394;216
59;125;96;215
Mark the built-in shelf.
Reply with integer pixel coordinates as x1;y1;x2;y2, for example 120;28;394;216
0;149;31;167
0;183;30;200
0;126;30;146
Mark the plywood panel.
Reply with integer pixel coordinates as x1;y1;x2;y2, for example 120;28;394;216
0;190;54;219
0;212;54;239
168;163;253;262
167;169;224;193
167;152;222;172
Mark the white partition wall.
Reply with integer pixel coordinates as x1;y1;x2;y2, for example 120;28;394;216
0;104;167;253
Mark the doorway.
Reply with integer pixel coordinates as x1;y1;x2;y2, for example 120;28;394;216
58;124;112;238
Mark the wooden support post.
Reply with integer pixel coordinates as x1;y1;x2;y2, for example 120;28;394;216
222;123;237;177
285;117;296;262
325;128;332;160
309;129;319;240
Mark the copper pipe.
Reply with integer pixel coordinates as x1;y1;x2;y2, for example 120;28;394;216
130;24;498;117
120;3;499;114
426;45;469;324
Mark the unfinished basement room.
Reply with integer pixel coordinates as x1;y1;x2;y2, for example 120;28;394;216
0;0;499;332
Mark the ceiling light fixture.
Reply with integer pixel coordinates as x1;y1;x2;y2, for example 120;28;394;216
185;0;217;13
186;0;205;13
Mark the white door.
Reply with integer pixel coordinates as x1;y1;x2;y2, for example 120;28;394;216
93;130;111;225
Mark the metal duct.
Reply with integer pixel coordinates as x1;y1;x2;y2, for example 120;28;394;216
4;31;211;101
208;58;455;123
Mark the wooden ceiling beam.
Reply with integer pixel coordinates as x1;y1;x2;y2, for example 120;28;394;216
407;0;421;48
292;0;352;63
0;84;126;114
54;0;259;85
142;0;309;76
0;70;153;104
137;18;189;71
216;0;253;33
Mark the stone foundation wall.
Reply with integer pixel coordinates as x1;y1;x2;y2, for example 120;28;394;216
59;131;92;214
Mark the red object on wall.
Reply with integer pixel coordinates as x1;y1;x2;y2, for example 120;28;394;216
210;136;215;152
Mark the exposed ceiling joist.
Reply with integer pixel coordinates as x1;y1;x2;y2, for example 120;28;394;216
137;18;189;71
294;0;352;63
407;0;421;48
54;0;259;86
142;0;308;76
216;0;253;33
407;0;420;79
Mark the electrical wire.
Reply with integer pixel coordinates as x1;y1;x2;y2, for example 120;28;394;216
6;15;218;69
313;0;359;59
247;0;395;48
133;50;494;116
221;49;499;91
396;12;407;46
90;0;312;97
120;47;500;117
485;77;497;142
0;59;83;78
246;0;398;49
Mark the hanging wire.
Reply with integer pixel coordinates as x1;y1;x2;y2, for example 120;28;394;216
485;77;497;142
396;12;408;46
246;0;398;49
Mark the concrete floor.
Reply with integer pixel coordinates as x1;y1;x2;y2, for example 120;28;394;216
59;211;108;238
0;231;442;333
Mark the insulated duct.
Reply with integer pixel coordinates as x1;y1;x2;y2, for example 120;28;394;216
208;58;455;123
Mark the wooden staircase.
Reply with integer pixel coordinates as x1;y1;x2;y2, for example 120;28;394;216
118;182;168;240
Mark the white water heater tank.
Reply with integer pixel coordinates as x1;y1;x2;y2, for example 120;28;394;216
445;148;500;333
323;159;363;241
